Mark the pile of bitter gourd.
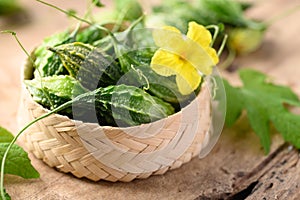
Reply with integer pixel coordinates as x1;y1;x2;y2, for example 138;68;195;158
25;23;202;127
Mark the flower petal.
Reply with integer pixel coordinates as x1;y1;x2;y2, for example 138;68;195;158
152;27;187;55
151;49;182;76
187;21;212;48
205;47;219;65
184;21;219;72
175;62;202;95
150;22;219;94
163;26;181;33
151;49;202;95
182;39;215;75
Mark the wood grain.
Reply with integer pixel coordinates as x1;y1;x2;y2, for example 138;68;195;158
0;0;299;199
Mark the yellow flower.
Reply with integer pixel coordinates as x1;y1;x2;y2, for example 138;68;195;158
150;22;219;95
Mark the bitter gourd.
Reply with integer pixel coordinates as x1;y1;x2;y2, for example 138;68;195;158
25;75;88;116
72;84;175;126
48;42;123;90
34;31;72;78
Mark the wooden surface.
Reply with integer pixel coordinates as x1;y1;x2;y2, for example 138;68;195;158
1;0;300;199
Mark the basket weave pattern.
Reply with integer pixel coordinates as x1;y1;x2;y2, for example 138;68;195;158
19;63;212;182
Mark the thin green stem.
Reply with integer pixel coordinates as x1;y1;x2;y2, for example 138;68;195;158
112;5;128;32
69;21;82;40
0;84;101;200
1;31;31;62
126;15;144;33
36;0;145;74
0;100;72;200
110;15;144;73
36;0;121;53
205;25;219;47
0;30;55;108
65;0;97;41
36;0;110;35
85;0;95;23
130;64;150;90
217;34;228;57
36;0;90;26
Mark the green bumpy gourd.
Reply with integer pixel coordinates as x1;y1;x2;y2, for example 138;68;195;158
25;75;88;116
25;76;174;126
34;31;72;78
48;42;124;90
73;84;175;127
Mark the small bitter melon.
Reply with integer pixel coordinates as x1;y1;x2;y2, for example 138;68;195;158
48;42;124;90
72;84;175;126
25;75;88;116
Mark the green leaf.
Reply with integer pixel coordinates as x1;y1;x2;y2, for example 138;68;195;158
223;80;243;126
0;143;39;179
0;127;14;143
224;69;300;153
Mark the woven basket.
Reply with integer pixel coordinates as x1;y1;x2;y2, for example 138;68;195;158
18;58;212;182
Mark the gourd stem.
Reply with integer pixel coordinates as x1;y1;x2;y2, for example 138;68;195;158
0;100;73;200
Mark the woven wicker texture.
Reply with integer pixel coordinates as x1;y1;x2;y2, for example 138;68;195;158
18;61;212;182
